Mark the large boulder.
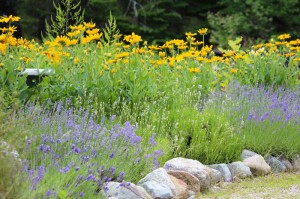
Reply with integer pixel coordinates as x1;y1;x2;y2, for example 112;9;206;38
241;149;257;160
103;182;152;199
138;168;176;198
209;163;232;182
243;154;271;176
265;155;286;173
167;170;201;193
164;157;211;191
227;161;252;179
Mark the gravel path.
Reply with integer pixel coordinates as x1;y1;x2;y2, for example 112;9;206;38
200;172;300;199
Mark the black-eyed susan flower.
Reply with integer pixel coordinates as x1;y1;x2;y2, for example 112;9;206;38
198;28;208;35
86;28;100;35
278;34;291;40
83;22;96;29
0;15;20;23
123;32;142;44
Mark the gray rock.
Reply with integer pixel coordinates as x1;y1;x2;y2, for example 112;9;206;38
243;154;271;176
265;155;286;173
209;164;232;182
138;168;176;197
292;154;300;171
103;182;152;199
167;170;201;193
164;157;210;191
278;156;293;171
227;161;253;179
241;149;257;160
140;180;173;199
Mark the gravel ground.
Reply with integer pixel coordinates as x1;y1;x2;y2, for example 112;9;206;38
199;172;300;199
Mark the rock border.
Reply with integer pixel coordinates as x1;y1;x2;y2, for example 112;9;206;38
103;149;300;199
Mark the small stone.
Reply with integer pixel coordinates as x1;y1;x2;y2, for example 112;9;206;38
292;154;300;171
209;163;232;182
278;156;293;172
227;161;253;179
265;155;286;173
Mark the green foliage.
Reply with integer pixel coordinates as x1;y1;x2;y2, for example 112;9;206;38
0;142;27;199
228;36;243;51
0;61;28;111
45;0;85;38
208;0;300;47
169;107;243;164
101;12;120;45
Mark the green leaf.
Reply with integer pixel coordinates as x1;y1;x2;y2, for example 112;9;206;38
228;36;243;51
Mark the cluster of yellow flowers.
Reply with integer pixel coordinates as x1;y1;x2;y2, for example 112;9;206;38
1;14;300;83
251;33;300;62
0;15;36;54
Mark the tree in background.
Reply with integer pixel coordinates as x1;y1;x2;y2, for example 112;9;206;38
207;0;300;48
1;0;300;46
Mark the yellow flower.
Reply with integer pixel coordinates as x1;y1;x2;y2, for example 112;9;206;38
230;68;238;74
253;44;263;49
5;36;17;46
83;22;96;29
159;51;165;58
0;34;6;41
123;32;142;44
185;32;197;37
86;28;100;35
0;63;4;68
191;41;204;46
289;39;300;46
278;34;291;40
115;52;130;59
67;30;81;37
148;45;161;51
198;28;208;35
20;56;32;63
188;68;200;73
70;24;85;31
123;59;129;64
293;57;300;62
283;53;295;57
66;39;78;46
178;45;188;50
74;58;79;64
111;68;117;73
0;26;17;33
55;36;69;45
0;15;21;23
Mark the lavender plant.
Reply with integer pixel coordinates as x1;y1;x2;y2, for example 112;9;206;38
204;82;300;158
11;101;163;198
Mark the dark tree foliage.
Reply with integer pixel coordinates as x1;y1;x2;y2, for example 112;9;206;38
1;0;300;46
